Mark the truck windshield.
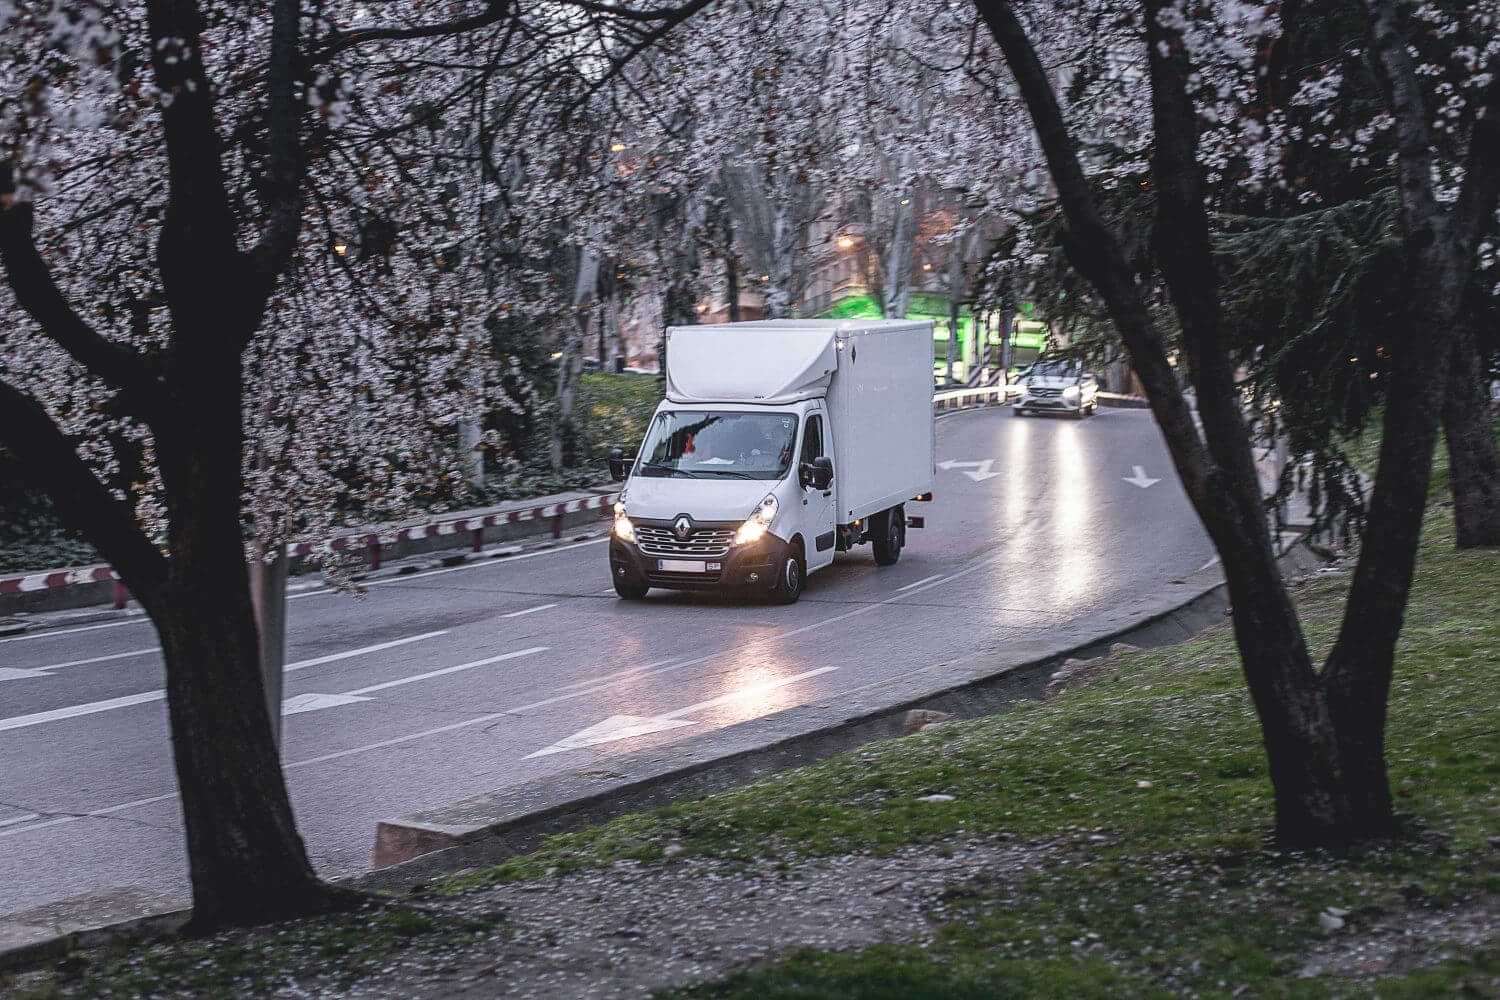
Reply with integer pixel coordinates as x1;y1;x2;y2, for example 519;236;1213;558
637;411;799;480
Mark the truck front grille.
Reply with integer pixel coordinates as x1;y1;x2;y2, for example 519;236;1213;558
636;525;735;559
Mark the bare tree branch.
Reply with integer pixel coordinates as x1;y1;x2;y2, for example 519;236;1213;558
0;378;169;604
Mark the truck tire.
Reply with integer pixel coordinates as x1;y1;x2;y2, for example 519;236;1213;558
613;576;649;600
774;545;805;604
872;505;905;566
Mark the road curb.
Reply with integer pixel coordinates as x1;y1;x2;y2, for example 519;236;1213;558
360;538;1323;880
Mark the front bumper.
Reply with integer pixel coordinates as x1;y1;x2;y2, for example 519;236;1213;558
1016;394;1083;412
610;531;791;593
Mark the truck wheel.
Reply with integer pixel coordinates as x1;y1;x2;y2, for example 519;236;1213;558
774;547;805;604
872;506;905;566
613;576;649;600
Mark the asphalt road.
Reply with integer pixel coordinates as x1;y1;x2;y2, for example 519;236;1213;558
0;406;1216;917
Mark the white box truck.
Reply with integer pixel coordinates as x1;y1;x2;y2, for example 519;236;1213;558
606;319;935;603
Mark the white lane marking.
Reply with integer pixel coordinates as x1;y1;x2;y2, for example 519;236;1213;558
1123;465;1161;488
897;574;944;592
1196;555;1222;573
0;812;42;829
0;690;165;733
27;647;159;673
344;646;546;696
598;587;621;595
0;632;450;734
0;668;55;681
287;537;609;600
501;603;556;619
0;617;152;644
525;665;842;758
283;692;371;716
0;550;1009;831
284;631;448;673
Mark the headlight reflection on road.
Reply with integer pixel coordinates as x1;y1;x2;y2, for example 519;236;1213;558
1005;417;1031;530
1050;423;1100;605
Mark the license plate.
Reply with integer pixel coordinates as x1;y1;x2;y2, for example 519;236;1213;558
658;559;718;573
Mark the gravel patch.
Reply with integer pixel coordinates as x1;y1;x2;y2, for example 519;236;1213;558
1296;895;1500;982
353;836;1048;998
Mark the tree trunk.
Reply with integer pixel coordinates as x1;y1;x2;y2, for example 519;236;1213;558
1443;319;1500;547
156;401;332;928
725;228;742;323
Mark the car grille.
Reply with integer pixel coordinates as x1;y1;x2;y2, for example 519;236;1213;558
636;524;735;559
1029;386;1063;397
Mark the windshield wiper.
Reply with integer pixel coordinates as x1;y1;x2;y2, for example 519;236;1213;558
640;461;700;479
695;468;758;479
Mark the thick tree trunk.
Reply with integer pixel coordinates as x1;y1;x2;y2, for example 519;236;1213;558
1443;320;1500;547
155;392;333;928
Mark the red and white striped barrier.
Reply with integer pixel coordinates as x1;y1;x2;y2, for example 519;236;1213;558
285;492;621;568
0;492;621;607
0;565;128;610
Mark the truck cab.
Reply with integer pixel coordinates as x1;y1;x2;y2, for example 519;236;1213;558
607;320;933;604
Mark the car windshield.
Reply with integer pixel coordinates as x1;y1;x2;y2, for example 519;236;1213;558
637;411;799;480
1029;360;1080;378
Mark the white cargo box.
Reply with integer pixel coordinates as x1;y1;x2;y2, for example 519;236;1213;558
665;320;934;524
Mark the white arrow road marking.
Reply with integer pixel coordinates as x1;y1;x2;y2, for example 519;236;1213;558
524;664;841;759
276;646;549;715
1122;465;1161;488
523;714;696;757
0;631;450;733
937;458;1001;482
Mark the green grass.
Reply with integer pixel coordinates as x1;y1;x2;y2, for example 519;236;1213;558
577;370;663;461
432;498;1499;997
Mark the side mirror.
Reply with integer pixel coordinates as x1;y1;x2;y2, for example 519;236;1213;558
811;456;834;491
607;447;627;482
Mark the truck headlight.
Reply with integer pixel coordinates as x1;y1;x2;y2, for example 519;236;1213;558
613;511;636;543
734;494;779;545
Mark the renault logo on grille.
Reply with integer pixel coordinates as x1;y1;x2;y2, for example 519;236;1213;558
673;515;693;539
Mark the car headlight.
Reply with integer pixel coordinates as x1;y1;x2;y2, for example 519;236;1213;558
1063;385;1081;401
734;494;779;545
613;511;636;543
